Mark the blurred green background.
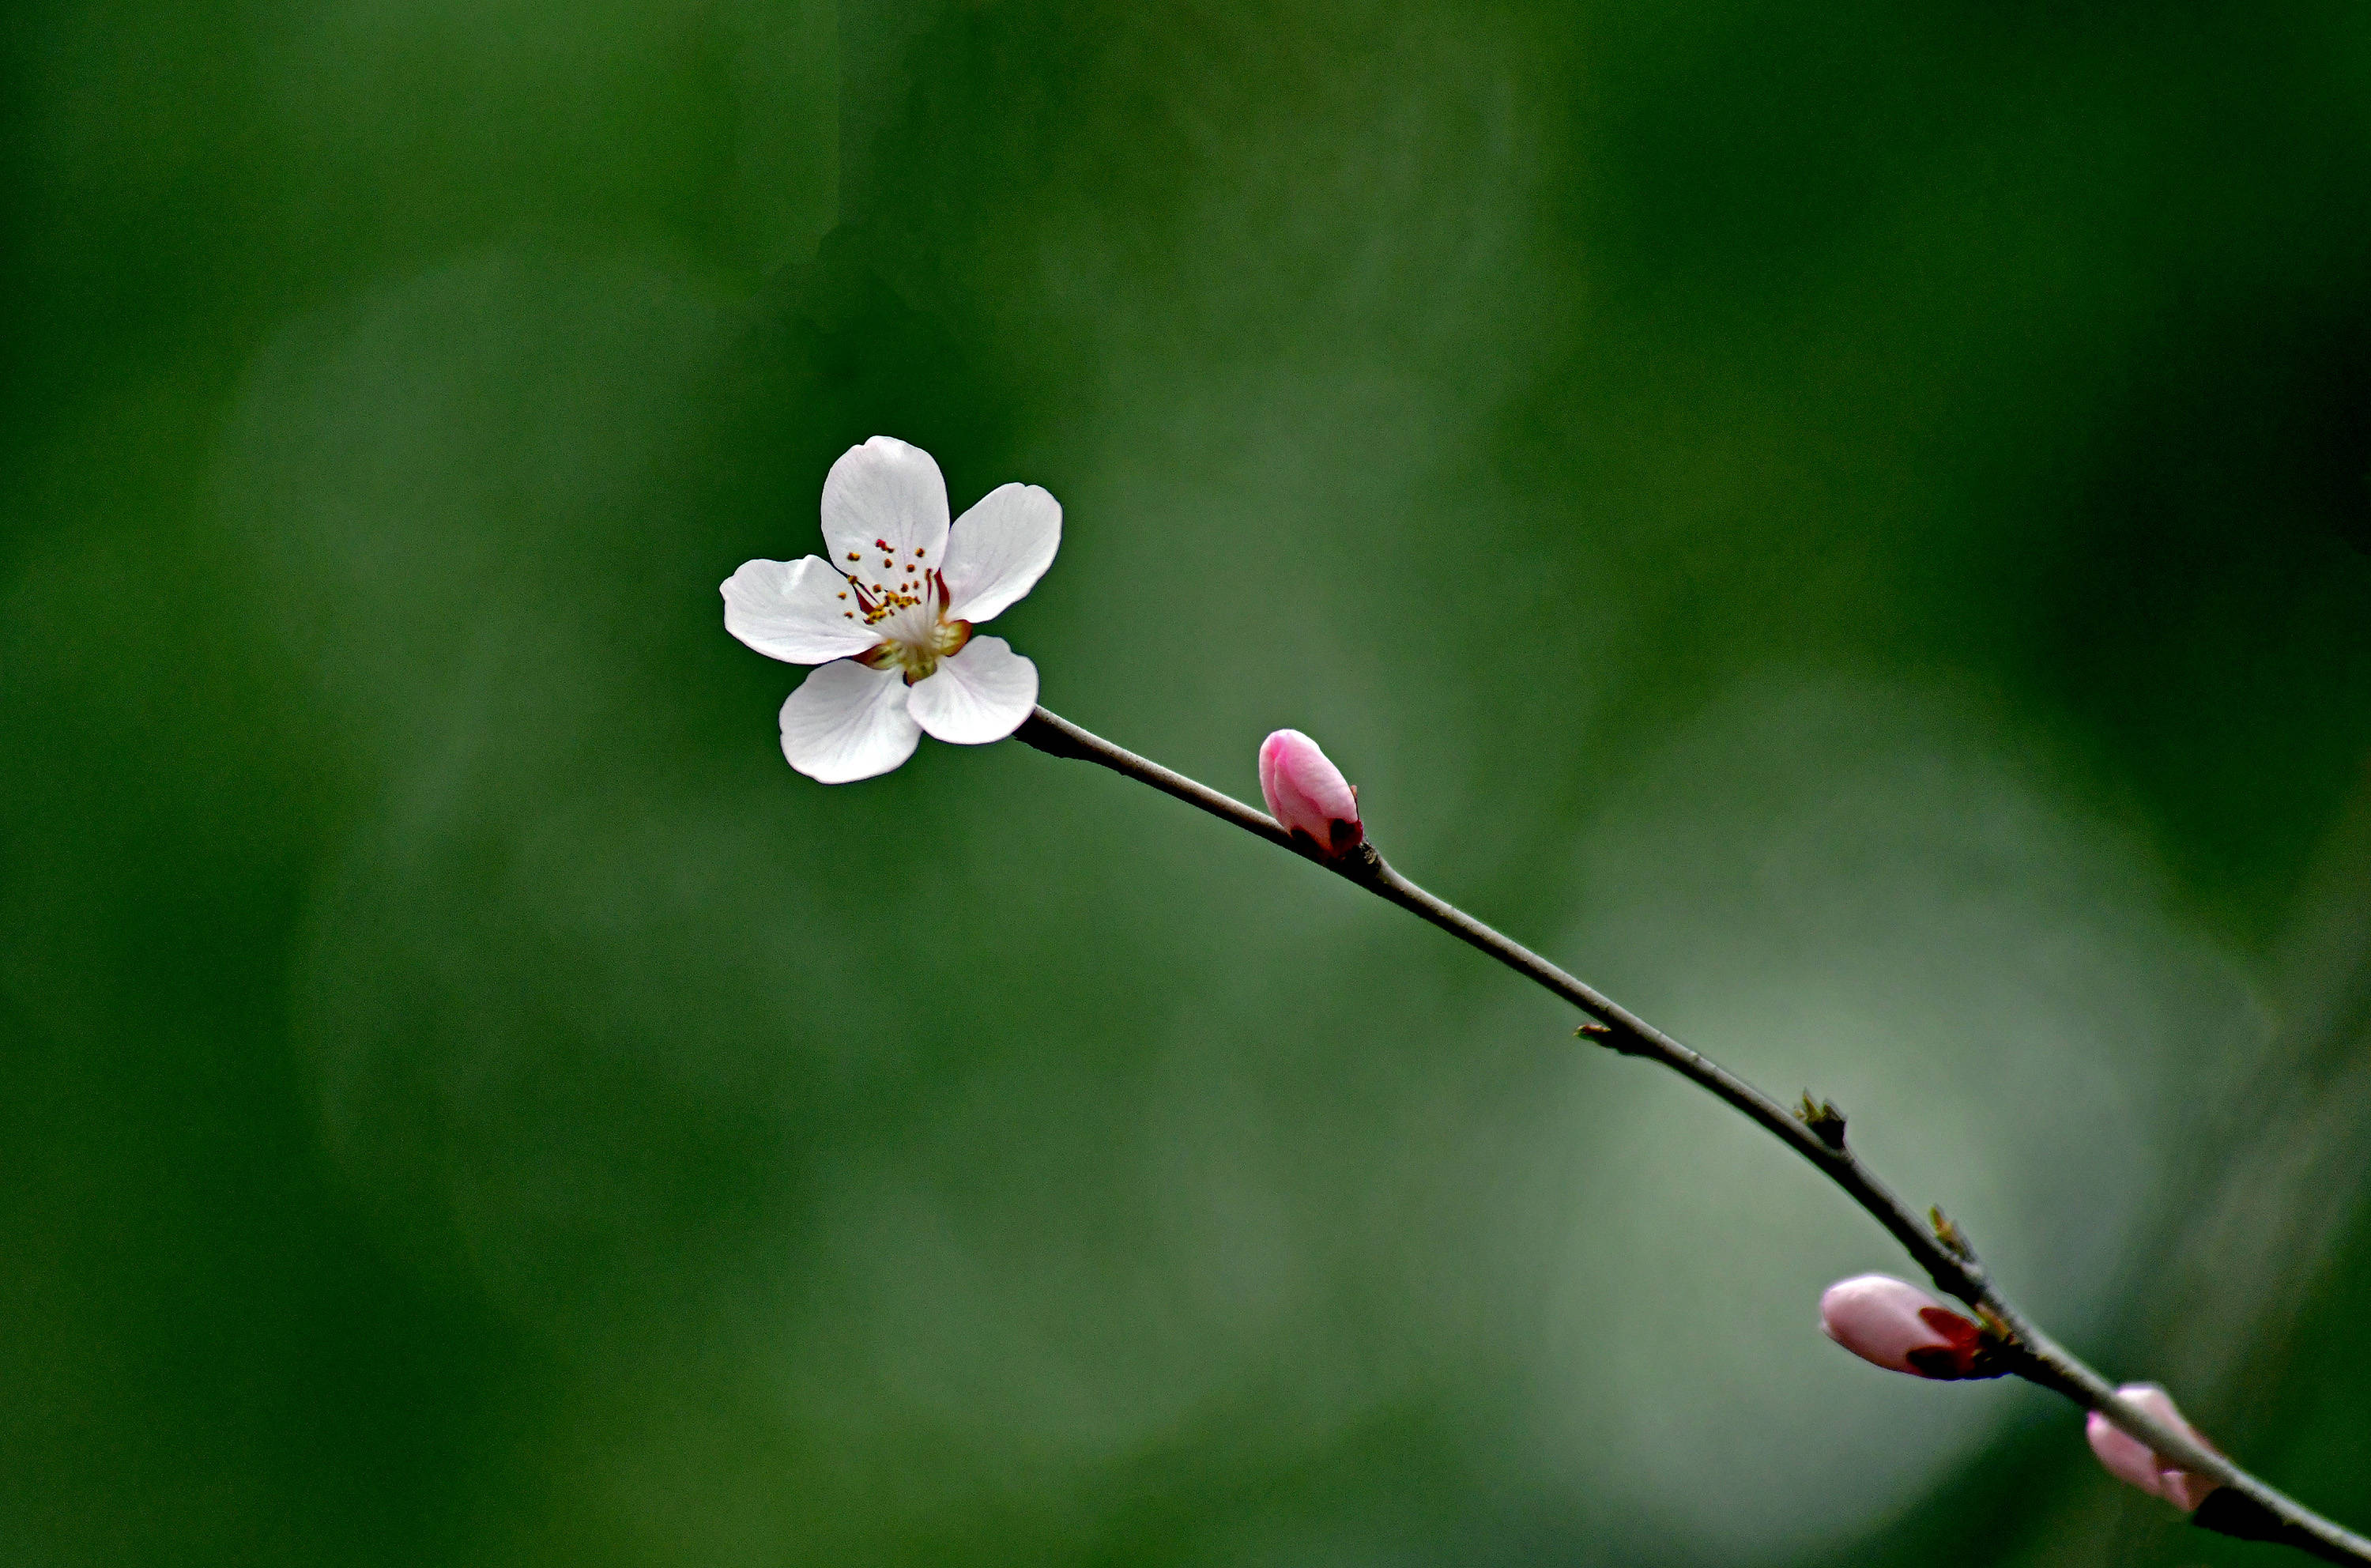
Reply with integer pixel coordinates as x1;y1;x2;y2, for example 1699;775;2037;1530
7;1;2371;1563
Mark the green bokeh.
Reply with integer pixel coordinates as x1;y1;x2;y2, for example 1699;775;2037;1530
6;2;2371;1564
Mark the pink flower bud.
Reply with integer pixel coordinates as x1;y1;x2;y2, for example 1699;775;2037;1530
1818;1274;1991;1379
1258;729;1364;858
2086;1384;2218;1513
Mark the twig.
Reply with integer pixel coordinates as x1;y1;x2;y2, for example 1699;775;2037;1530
1014;705;2371;1566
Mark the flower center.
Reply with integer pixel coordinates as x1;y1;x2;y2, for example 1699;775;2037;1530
839;537;971;681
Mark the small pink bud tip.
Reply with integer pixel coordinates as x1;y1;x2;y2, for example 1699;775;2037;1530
2086;1385;2218;1513
1258;729;1365;858
1818;1274;1989;1380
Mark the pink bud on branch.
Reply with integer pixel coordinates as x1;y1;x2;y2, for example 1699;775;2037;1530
2087;1385;2218;1513
1819;1274;1998;1380
1258;729;1364;858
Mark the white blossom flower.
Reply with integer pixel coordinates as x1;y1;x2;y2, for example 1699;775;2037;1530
722;437;1060;782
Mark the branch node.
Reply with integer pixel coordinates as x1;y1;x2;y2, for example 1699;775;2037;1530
1929;1206;1976;1263
1795;1093;1849;1149
1573;1019;1650;1057
2192;1488;2306;1550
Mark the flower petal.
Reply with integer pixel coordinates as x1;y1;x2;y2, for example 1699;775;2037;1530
905;635;1038;744
722;556;882;664
940;482;1061;624
821;437;950;580
778;659;922;782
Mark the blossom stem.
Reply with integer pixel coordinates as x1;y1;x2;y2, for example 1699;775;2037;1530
1012;704;2371;1566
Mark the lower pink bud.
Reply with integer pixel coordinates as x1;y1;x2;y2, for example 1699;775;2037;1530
1819;1274;1991;1379
1258;729;1364;858
2086;1385;2218;1513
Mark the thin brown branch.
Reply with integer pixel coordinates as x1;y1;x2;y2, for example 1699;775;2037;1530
1014;704;2371;1567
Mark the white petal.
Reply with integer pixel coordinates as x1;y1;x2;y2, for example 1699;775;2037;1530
905;635;1038;744
722;556;881;664
778;659;922;782
820;437;951;582
940;482;1061;625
